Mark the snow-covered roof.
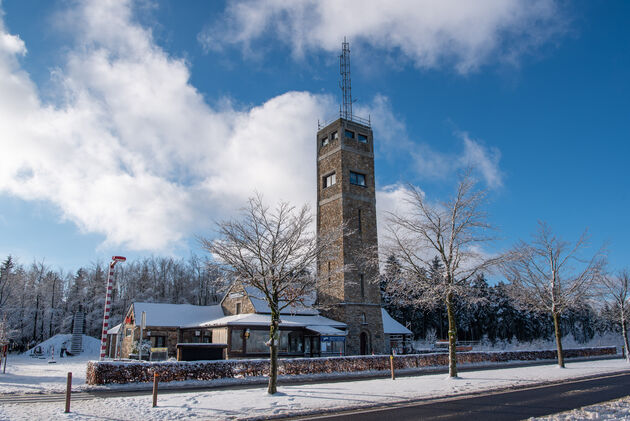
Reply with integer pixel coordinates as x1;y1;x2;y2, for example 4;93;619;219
199;313;346;330
381;308;412;335
244;286;319;315
131;302;224;328
306;325;347;336
107;323;122;335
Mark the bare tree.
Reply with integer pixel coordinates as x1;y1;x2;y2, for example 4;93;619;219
385;172;502;377
200;195;341;394
503;222;606;367
600;269;630;362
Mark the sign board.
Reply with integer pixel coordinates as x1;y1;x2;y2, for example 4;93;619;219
229;292;244;299
321;336;345;342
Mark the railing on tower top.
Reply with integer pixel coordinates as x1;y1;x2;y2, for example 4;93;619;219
318;111;371;131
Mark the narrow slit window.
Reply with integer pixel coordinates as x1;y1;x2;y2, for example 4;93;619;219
358;133;368;143
323;172;336;188
360;273;365;298
344;129;354;139
349;171;366;187
358;209;362;233
361;313;367;324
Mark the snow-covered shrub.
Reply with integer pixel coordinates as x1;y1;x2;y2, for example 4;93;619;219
86;346;616;385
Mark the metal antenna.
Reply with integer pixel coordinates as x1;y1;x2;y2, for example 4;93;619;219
339;37;352;120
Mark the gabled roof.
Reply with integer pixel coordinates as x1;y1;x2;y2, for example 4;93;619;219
107;323;122;335
244;286;319;315
381;308;412;335
130;302;224;328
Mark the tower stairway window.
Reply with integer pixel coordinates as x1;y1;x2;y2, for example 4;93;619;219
323;172;336;188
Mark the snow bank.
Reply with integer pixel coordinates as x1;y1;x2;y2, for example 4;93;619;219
87;346;616;385
23;334;101;357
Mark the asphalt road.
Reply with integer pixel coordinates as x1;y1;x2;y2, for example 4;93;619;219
289;371;630;421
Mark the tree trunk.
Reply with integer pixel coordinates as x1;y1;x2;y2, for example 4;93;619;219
621;310;629;363
267;309;280;394
552;310;564;368
446;293;458;377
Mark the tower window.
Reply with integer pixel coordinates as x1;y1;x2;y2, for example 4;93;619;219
321;135;329;147
323;172;336;188
358;209;362;233
349;171;366;187
344;129;354;139
361;313;367;325
331;131;338;140
360;273;365;298
358;133;368;143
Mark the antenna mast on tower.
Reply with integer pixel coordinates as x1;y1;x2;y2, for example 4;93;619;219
339;37;352;120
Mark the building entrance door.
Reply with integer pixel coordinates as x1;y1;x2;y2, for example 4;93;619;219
360;332;368;355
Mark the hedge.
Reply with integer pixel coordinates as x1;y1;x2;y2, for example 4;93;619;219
86;346;616;385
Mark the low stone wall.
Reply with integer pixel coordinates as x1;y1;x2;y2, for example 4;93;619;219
86;346;616;385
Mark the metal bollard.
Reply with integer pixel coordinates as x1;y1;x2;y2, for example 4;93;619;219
152;372;159;408
65;372;72;413
390;355;395;380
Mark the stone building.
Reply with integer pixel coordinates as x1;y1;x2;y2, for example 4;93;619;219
316;116;385;355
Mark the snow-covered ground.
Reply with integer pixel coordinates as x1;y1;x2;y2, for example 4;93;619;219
0;334;101;394
415;332;624;352
0;359;628;420
531;395;630;420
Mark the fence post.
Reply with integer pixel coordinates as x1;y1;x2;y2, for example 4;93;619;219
390;355;395;380
64;372;72;413
152;372;159;408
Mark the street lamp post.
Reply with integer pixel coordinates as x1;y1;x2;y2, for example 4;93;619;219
99;256;126;360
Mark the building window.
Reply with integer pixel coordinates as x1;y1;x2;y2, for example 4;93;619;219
358;209;362;233
345;129;354;139
349;171;366;187
321;135;329;147
331;131;338;140
360;273;365;298
152;336;166;348
125;328;131;336
235;303;241;315
323;172;336;188
358;133;368;143
361;313;367;324
231;329;243;352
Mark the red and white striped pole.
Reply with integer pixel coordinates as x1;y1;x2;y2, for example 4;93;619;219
100;256;126;360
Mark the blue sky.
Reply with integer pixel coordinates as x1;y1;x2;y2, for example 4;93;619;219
0;0;628;274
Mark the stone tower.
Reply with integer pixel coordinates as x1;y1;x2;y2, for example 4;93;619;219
315;41;385;355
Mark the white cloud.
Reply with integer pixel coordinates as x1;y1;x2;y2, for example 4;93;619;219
200;0;565;73
0;0;331;251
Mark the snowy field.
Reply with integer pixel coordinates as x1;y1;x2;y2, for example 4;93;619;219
530;395;630;420
0;359;628;420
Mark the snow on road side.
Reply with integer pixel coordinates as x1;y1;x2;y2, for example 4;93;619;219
531;395;630;420
0;359;628;421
